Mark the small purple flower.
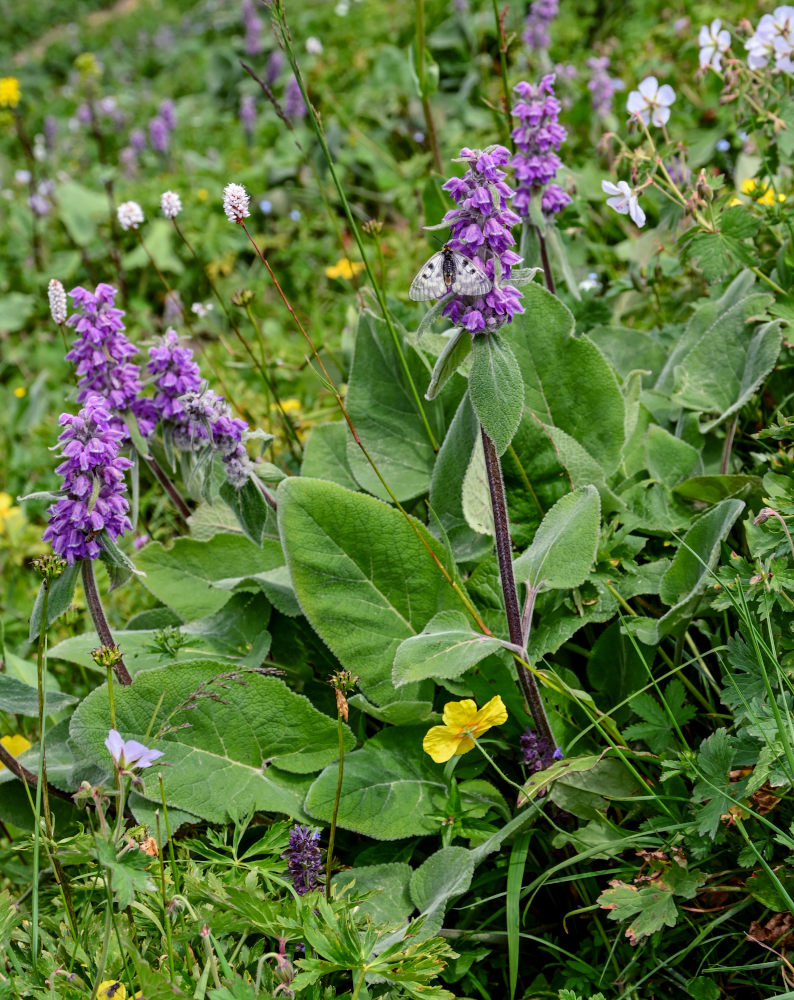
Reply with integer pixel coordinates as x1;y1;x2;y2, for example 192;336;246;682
440;146;523;333
523;0;558;52
511;75;571;218
105;729;164;771
128;128;147;152
239;94;256;134
178;388;252;488
148;115;170;154
282;825;323;895
241;0;263;56
586;56;624;119
520;727;563;773
265;50;285;86
284;75;307;121
158;98;177;131
42;396;133;563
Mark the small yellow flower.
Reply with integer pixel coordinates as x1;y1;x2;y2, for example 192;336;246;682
740;178;757;195
325;258;365;280
0;734;32;769
423;695;508;763
96;981;126;1000
778;192;787;203
13;386;25;398
0;77;20;109
197;187;209;202
729;196;742;207
0;493;19;522
273;397;302;414
756;188;776;206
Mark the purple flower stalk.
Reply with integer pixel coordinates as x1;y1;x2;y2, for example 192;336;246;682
440;146;523;333
284;75;307;121
586;56;624;118
148;115;170;153
239;94;256;134
42;395;133;563
176;388;252;488
282;825;323;895
265;50;285;86
520;727;563;773
146;329;203;423
241;0;263;56
65;283;155;437
128;128;147;153
511;75;571;219
158;98;177;131
523;0;558;52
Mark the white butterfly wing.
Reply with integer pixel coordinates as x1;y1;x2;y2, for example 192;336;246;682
409;251;447;301
449;252;492;296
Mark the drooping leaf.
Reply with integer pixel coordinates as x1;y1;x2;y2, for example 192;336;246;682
392;610;503;687
468;332;524;455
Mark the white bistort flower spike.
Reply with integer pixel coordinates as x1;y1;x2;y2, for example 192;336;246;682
223;182;250;223
47;278;67;325
626;76;676;127
602;180;646;228
117;200;144;231
160;190;182;219
699;18;731;71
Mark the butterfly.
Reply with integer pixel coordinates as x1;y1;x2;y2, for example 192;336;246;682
409;244;493;301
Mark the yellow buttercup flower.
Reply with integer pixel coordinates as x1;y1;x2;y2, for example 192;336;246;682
0;77;20;109
325;258;365;281
756;188;776;206
729;196;742;207
0;734;32;769
13;386;26;398
423;695;508;763
740;178;757;195
97;982;126;1000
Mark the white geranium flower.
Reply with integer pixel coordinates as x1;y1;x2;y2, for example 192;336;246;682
601;179;646;228
626;76;676;127
699;19;731;70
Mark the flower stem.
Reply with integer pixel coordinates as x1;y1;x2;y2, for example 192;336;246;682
491;0;515;150
480;427;554;744
145;454;191;522
325;712;346;900
415;0;444;173
81;560;132;685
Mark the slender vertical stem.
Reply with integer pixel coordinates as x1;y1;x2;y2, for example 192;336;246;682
415;0;444;173
491;0;515;150
106;665;116;729
480;428;554;744
145;455;191;521
81;560;132;685
536;226;556;293
325;713;345;901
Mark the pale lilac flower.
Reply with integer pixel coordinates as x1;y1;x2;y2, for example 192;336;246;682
128;128;146;152
746;8;794;71
282;825;323;894
265;50;285;85
191;301;214;318
289;208;301;221
306;37;323;54
42;396;133;563
699;19;731;70
239;94;256;135
440;146;523;333
119;147;138;177
587;56;624;118
223;183;250;223
284;76;307;121
105;729;164;771
158;98;176;131
241;0;263;56
48;279;67;325
117;200;144;231
160;190;182;219
523;0;558;52
148;115;170;153
602;179;646;227
626;76;676;127
29;193;50;216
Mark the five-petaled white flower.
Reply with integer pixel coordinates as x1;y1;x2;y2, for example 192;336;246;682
626;76;676;127
699;19;731;70
601;180;646;228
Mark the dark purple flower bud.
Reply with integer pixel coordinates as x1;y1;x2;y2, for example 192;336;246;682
284;75;307;121
511;75;571;219
520;727;563;773
439;145;524;333
148;115;170;154
42;395;132;563
523;0;558;52
282;825;323;895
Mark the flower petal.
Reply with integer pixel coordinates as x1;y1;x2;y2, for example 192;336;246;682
105;729;124;762
423;725;462;763
637;76;659;99
473;694;509;733
442;699;479;730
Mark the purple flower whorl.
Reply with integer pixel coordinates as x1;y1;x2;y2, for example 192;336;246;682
282;825;323;895
147;328;203;424
511;75;571;219
42;395;133;564
178;388;253;489
441;146;523;334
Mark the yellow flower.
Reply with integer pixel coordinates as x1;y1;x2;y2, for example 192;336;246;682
0;77;20;109
0;493;19;522
325;258;365;280
740;178;757;195
756;188;776;206
13;386;25;398
423;695;508;763
0;734;31;769
96;982;126;1000
197;187;209;202
273;397;302;414
779;193;787;203
728;196;742;207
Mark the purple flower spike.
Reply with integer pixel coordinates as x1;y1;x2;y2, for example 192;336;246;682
42;395;133;563
282;825;323;894
178;388;252;488
586;56;624;119
511;75;571;219
521;727;563;773
147;328;203;423
523;0;558;52
105;729;164;771
284;75;307;121
440;145;524;333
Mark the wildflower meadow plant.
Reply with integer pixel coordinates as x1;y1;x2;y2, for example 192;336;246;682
282;825;323;895
511;75;571;219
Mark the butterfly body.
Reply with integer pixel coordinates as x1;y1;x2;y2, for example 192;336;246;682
409;244;492;301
